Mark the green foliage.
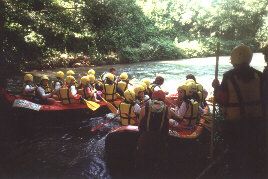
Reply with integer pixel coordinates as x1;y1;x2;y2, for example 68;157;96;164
1;0;268;71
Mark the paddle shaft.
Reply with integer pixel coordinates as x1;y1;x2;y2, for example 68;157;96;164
210;42;220;160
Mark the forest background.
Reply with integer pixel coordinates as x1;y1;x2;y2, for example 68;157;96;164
1;0;268;71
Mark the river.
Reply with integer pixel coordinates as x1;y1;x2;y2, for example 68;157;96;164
0;54;266;178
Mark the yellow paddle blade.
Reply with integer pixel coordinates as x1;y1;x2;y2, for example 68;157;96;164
83;99;100;111
98;95;118;114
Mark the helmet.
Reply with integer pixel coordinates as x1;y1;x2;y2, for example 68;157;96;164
105;73;115;81
186;82;197;96
41;75;49;81
56;71;64;79
87;69;95;75
120;72;128;80
196;83;203;91
80;76;89;85
124;89;135;102
88;74;96;82
66;70;75;76
24;74;33;82
177;84;187;92
66;75;75;84
230;44;253;65
141;78;151;87
185;79;196;84
139;82;147;90
134;85;145;96
152;90;166;101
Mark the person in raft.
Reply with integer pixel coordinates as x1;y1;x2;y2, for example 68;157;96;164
118;89;141;126
22;74;36;99
52;71;65;91
212;44;265;178
186;74;208;108
148;76;169;97
136;90;170;175
35;75;56;104
169;82;203;129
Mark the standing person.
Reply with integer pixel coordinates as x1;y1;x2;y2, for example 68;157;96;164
212;44;264;177
36;75;55;104
22;74;36;99
136;90;170;177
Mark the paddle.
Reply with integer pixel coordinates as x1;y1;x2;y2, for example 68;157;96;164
97;95;118;114
81;97;100;111
90;114;119;132
210;42;220;159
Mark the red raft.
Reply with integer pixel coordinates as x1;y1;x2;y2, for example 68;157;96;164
105;94;212;166
0;87;122;120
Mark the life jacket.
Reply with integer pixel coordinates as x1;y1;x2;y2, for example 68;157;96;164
148;84;160;97
117;80;128;92
223;72;263;121
119;102;137;125
77;86;93;101
143;100;168;133
103;83;117;101
183;99;199;126
42;84;52;94
58;87;76;104
52;79;64;89
22;84;36;98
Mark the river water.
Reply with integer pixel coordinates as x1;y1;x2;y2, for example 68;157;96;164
0;54;266;178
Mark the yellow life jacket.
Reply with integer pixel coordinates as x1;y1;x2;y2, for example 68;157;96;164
117;80;128;92
77;87;93;101
103;84;117;101
58;87;76;104
196;83;205;102
223;73;263;121
184;100;199;126
42;84;52;94
119;102;137;125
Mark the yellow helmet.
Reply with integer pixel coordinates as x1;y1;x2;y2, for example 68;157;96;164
134;85;145;96
24;74;33;82
87;69;96;75
177;84;187;92
230;44;253;65
196;83;203;91
139;82;147;90
66;75;75;84
80;76;90;85
141;78;151;87
186;82;197;96
88;74;96;82
119;72;128;80
66;70;75;76
41;75;49;81
105;73;115;81
185;79;196;84
56;71;64;79
124;89;135;102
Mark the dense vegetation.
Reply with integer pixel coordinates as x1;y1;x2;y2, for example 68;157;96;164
1;0;268;71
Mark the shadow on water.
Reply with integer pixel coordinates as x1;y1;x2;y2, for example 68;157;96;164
0;105;119;178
